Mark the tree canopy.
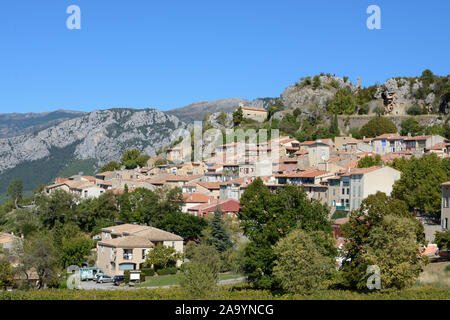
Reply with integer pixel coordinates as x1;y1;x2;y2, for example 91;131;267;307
120;149;150;169
359;117;397;138
237;179;333;289
391;154;450;222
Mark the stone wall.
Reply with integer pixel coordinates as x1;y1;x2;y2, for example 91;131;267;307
338;114;444;133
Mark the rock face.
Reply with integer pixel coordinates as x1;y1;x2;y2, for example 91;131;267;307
166;98;249;123
0;108;189;173
374;78;441;115
280;75;359;120
0;110;85;139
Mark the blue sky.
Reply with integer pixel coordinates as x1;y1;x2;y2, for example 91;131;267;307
0;0;449;113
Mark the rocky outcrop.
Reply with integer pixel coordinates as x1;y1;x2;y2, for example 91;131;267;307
0;109;189;173
279;75;359;120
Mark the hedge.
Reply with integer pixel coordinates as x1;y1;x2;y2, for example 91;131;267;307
0;286;449;300
141;268;155;277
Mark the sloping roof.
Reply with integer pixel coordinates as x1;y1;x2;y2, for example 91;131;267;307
404;135;432;141
241;106;267;112
183;193;211;203
196;182;221;190
98;235;154;248
129;227;183;241
188;199;240;213
102;224;150;235
373;133;399;140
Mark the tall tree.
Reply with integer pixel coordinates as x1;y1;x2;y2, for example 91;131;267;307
7;179;23;209
328;88;356;115
238;179;333;289
206;209;233;253
22;234;59;289
362;215;427;290
340;192;424;290
232;107;244;125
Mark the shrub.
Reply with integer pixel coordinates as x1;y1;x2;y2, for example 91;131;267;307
331;210;348;220
124;270;130;284
407;105;424;115
141;268;155;277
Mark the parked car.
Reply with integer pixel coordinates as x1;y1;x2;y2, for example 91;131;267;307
96;275;113;284
113;275;125;286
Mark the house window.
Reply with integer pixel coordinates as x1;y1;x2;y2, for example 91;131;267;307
123;249;133;260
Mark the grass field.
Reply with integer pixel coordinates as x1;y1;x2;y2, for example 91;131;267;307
136;272;243;288
416;259;450;289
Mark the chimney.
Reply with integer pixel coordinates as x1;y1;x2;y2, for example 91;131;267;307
208;198;211;204
190;194;193;201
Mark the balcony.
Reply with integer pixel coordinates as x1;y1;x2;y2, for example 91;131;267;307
123;253;133;260
336;205;350;210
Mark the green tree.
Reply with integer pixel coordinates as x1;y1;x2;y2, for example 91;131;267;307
406;105;424;115
100;161;121;173
238;179;333;289
434;229;450;250
340;192;424;290
7;179;23;209
273;229;336;294
373;105;385;116
312;75;321;90
232;107;244;125
179;244;221;299
400;117;424;136
328;88;356;115
120;149;150;169
330;113;340;137
60;236;93;269
362;215;427;290
359;117;397;138
156;212;207;240
144;245;182;270
357;154;382;168
22;234;59;289
0;258;13;289
206;209;233;253
37;190;75;228
391;154;450;222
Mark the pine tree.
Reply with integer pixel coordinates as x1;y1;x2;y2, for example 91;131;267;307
207;209;233;253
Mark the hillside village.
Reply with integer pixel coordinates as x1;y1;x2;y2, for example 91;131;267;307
32;103;450;278
0;75;449;297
